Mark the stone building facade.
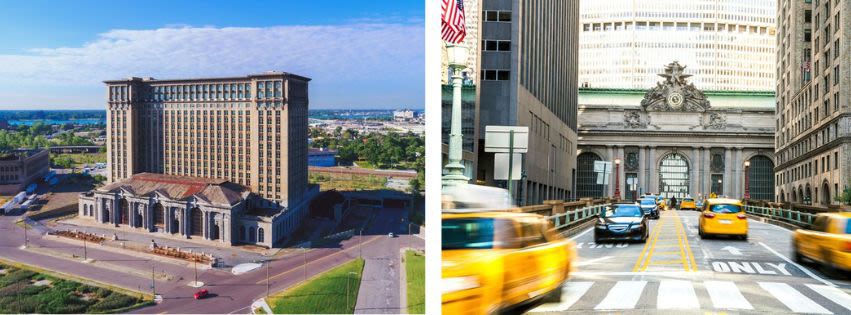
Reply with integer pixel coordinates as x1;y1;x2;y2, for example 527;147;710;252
78;173;318;248
577;62;777;201
774;0;851;206
0;149;49;195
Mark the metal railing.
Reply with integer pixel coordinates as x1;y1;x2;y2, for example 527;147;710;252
744;205;816;228
546;204;608;230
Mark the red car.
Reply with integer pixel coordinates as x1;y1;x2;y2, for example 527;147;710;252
194;289;209;300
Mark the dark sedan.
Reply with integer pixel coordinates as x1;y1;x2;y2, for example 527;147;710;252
594;203;649;243
639;198;660;219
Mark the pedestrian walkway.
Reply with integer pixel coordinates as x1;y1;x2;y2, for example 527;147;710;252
531;280;851;314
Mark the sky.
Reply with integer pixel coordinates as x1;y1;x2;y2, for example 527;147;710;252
0;0;424;110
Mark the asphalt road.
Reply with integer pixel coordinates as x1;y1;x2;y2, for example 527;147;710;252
531;209;851;314
0;205;424;314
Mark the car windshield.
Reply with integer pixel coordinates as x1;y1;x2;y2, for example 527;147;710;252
608;205;643;217
710;204;742;213
640;199;655;206
443;218;498;250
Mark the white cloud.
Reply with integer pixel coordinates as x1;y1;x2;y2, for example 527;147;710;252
0;23;424;108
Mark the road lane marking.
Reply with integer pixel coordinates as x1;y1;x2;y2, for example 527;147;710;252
758;242;836;287
649;260;685;265
569;226;593;241
758;282;832;314
576;256;614;267
704;280;753;310
635;214;666;271
673;210;698;271
529;281;593;312
674;212;689;271
257;236;382;284
594;281;647;310
657;280;700;310
572;271;711;276
806;284;851;312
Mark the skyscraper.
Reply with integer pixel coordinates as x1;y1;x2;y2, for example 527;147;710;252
105;72;309;206
775;0;850;206
579;0;776;92
476;0;580;205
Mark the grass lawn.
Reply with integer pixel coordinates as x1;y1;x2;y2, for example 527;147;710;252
52;152;106;169
0;263;149;313
405;250;425;314
269;258;364;314
309;172;388;191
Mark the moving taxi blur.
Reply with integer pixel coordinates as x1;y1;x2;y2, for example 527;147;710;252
793;212;851;274
698;198;748;240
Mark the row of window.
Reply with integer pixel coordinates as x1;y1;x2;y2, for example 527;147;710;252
583;21;775;35
779;150;839;184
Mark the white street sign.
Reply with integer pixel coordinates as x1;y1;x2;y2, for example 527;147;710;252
596;173;610;185
484;126;529;153
594;161;612;174
494;153;522;180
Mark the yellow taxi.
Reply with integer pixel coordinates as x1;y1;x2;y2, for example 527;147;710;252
792;212;851;273
442;211;576;314
680;197;697;210
698;198;748;240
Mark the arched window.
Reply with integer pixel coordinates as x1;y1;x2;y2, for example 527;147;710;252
747;155;775;201
576;152;604;198
822;181;831;206
154;203;164;228
780;190;786;203
805;184;812;205
659;153;690;199
120;199;130;225
190;207;203;236
258;228;265;243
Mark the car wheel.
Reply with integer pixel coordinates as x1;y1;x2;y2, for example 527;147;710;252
792;241;804;263
698;228;705;239
740;235;748;241
542;284;563;303
821;248;840;277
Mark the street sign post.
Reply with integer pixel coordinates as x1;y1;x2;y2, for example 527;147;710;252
485;126;529;202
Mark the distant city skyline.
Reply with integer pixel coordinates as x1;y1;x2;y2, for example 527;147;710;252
0;0;423;110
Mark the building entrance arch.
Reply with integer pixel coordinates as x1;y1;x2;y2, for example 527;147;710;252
658;153;689;199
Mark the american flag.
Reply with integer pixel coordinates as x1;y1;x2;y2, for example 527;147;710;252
441;0;466;43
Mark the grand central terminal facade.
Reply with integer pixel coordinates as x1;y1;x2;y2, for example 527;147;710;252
576;62;777;202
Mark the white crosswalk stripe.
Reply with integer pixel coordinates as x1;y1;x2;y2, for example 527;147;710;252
807;284;851;312
594;281;646;310
657;280;700;309
757;282;831;314
529;280;851;313
704;280;754;310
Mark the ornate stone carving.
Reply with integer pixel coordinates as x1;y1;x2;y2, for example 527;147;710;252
711;153;725;172
705;112;727;129
640;61;711;112
626;152;639;171
624;111;643;128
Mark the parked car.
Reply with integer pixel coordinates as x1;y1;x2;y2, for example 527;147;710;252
194;289;209;300
792;212;851;274
388;232;395;238
595;203;649;243
639;198;660;219
699;198;748;240
442;211;575;314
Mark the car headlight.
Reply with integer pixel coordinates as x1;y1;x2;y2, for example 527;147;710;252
442;276;480;295
630;224;642;229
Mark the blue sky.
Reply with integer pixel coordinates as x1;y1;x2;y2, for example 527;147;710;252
0;0;423;109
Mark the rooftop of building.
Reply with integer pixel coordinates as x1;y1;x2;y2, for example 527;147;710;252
579;88;775;109
97;173;249;206
104;71;311;84
0;149;46;161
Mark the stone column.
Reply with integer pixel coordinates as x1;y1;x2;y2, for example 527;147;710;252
639;146;647;195
606;145;614;197
203;211;209;240
221;213;227;243
734;148;743;199
648;146;657;194
702;147;711;196
616;146;625;198
724;148;733;196
691;147;699;196
183;207;191;238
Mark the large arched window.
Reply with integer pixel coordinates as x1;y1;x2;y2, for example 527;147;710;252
659;153;689;199
190;207;203;236
154;203;164;228
747;155;775;201
780;190;786;203
576;152;604;198
822;181;831;206
258;228;265;243
805;184;812;204
120;199;130;225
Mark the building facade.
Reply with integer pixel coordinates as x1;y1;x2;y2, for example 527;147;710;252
578;62;776;201
0;149;49;195
472;0;580;205
579;0;776;92
81;72;315;248
104;72;309;206
775;0;851;206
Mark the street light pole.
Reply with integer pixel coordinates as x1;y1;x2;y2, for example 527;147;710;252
83;237;87;261
614;158;622;201
22;222;27;249
151;265;156;297
744;160;751;200
193;258;197;287
442;43;470;187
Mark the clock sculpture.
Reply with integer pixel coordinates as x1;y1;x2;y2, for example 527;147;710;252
640;61;710;112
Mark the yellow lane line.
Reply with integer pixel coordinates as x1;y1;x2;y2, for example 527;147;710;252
674;211;689;271
631;216;655;271
680;211;699;271
649;260;685;265
637;214;667;271
651;251;682;255
256;236;381;284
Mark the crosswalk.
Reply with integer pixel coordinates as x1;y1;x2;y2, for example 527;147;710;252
531;280;851;313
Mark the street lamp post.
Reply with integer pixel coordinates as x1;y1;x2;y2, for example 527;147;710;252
614;158;622;200
744;160;751;200
442;43;469;187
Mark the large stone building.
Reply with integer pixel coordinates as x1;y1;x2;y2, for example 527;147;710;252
579;0;776;92
577;62;777;201
0;149;49;195
774;0;850;206
450;0;580;205
79;72;316;248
